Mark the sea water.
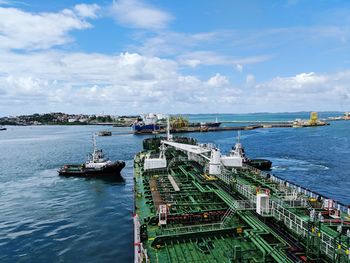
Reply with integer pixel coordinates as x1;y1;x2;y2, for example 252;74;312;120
0;113;349;262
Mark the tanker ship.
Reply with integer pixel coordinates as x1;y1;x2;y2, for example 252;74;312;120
133;125;350;263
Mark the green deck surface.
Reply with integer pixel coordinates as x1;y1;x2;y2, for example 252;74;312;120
134;148;350;263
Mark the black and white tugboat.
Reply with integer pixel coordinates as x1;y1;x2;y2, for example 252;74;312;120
230;132;272;170
58;134;125;179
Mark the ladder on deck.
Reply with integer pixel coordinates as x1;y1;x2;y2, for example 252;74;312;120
221;206;236;228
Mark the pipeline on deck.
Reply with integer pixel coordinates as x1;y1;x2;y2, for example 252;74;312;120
134;145;350;263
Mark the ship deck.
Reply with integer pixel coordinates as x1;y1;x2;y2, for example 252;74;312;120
134;148;350;263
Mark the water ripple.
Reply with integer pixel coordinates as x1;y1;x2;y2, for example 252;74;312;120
0;121;349;262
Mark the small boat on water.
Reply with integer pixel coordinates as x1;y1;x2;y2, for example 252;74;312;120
58;134;125;179
97;130;112;136
230;132;272;170
0;126;6;131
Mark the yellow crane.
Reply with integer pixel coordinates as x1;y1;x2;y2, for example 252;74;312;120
308;111;318;125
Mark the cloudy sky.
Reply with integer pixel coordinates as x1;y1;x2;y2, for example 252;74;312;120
1;0;350;116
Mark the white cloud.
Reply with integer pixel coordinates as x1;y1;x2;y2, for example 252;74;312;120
74;3;100;18
0;0;27;5
110;0;172;30
2;46;349;114
208;73;230;87
5;75;47;96
0;0;23;5
1;2;350;115
130;31;219;57
235;64;243;73
128;30;271;74
0;51;243;114
246;74;255;86
181;59;201;68
249;71;350;112
0;4;98;50
178;51;270;68
257;72;327;92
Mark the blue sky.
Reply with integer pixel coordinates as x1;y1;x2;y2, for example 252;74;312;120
0;0;350;115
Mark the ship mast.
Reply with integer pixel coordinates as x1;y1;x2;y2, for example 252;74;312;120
166;115;171;141
92;133;97;162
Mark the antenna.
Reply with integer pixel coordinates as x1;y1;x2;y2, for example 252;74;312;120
237;131;241;144
93;133;97;153
167;115;170;140
166;115;172;141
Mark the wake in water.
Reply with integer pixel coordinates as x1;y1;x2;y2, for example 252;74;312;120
270;157;329;172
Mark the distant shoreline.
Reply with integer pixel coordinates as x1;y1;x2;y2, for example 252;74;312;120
0;122;131;127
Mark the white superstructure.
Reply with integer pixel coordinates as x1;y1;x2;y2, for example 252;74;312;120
85;134;112;169
161;126;244;175
221;131;245;168
144;143;167;170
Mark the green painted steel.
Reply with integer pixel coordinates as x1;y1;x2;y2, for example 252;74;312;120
134;146;350;263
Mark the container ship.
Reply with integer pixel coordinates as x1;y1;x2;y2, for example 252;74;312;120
133;130;350;262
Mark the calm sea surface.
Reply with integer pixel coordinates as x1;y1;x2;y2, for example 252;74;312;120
0;113;349;262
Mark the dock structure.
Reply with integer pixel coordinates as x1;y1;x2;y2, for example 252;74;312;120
134;137;350;263
133;124;291;134
132;122;329;135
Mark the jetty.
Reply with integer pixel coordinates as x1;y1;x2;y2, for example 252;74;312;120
131;111;329;135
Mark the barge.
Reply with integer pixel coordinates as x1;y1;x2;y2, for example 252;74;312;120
133;130;350;262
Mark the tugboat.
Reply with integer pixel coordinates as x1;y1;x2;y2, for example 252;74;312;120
246;158;272;171
58;134;125;179
230;132;272;170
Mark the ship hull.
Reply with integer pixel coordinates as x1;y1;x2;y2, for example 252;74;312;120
246;159;272;170
205;122;221;127
58;161;125;179
189;122;221;127
133;123;162;133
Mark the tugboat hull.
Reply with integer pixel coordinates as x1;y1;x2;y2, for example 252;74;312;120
246;159;272;170
58;161;125;179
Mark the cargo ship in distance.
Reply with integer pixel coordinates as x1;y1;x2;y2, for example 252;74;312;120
132;113;164;134
58;134;125;179
132;114;221;134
